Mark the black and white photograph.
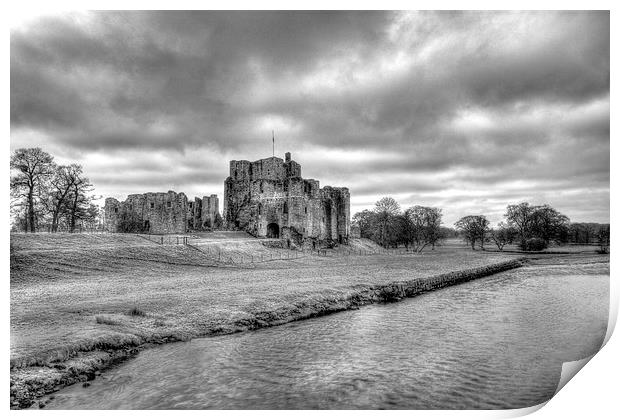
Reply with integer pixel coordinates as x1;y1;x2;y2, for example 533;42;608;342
8;6;612;413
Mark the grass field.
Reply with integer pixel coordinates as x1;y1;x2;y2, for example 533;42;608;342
9;232;609;408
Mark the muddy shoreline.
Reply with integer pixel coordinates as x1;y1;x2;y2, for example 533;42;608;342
11;258;525;409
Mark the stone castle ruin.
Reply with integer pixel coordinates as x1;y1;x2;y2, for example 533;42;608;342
224;152;350;248
103;152;351;245
104;191;219;234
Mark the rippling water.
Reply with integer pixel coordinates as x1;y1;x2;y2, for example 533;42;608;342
47;263;609;409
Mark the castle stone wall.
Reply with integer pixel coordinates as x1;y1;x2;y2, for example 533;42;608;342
224;152;351;248
104;191;219;234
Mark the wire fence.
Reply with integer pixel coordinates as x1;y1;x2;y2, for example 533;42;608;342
131;233;606;266
132;232;428;265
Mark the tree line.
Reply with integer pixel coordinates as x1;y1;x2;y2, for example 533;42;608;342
353;198;610;253
10;148;100;233
455;203;610;253
352;197;448;251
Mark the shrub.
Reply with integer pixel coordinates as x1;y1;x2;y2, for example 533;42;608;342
95;315;121;325
127;306;146;317
523;237;546;251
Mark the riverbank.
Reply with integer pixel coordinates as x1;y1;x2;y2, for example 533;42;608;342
10;234;608;409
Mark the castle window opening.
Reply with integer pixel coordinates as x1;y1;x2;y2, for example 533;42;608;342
114;207;118;213
129;205;133;211
150;202;154;209
167;201;171;208
283;202;288;214
304;206;307;214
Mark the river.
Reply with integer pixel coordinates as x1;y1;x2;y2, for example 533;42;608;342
46;262;609;409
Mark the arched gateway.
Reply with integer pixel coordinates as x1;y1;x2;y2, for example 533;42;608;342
266;223;280;238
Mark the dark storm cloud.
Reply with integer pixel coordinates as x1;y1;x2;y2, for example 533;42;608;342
10;10;609;223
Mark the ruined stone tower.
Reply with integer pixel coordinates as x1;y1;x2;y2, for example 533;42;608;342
224;152;350;248
202;194;219;229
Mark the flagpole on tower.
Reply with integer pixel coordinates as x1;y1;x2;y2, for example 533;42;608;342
272;130;275;157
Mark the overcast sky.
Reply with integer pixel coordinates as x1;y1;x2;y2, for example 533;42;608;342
10;11;609;225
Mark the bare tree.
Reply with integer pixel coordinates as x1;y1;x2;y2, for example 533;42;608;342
374;197;401;248
81;204;101;231
45;164;84;232
455;215;489;250
505;202;534;249
506;202;570;249
529;205;570;245
490;222;517;251
424;207;443;250
352;209;376;239
67;172;94;233
402;206;443;252
10;148;55;232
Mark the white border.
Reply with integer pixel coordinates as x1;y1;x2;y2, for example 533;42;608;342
4;2;616;419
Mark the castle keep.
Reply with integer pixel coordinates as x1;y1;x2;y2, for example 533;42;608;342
224;152;350;247
103;152;351;243
104;191;219;234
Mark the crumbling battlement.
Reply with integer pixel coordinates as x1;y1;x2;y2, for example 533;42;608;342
224;152;350;248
